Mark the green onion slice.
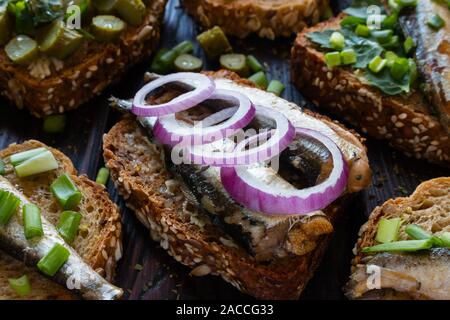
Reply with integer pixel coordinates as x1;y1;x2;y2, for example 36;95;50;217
14;150;59;178
57;211;82;244
375;218;402;243
95;167;110;186
0;190;21;225
361;239;433;253
266;80;285;96
37;243;70;277
23;203;44;239
248;71;268;89
8;275;31;296
246;55;264;73
43;115;66;133
50;173;82;210
10;147;47;166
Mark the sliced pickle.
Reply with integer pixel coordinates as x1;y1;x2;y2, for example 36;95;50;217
5;35;39;65
114;0;145;27
0;10;11;45
91;15;125;42
38;20;83;60
93;0;117;14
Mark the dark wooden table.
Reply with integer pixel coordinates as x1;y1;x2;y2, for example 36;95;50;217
0;0;448;300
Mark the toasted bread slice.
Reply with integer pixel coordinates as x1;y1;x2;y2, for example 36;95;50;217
0;1;166;117
181;0;330;39
291;15;450;166
103;71;368;299
345;177;450;299
0;140;122;300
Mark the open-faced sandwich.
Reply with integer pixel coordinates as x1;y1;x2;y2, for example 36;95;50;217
291;0;449;166
0;0;166;117
181;0;332;40
346;177;450;299
0;140;122;300
103;70;371;299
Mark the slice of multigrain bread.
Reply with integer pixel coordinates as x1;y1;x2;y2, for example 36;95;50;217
291;15;450;166
181;0;330;40
0;140;122;300
103;70;368;299
345;177;450;299
0;0;166;117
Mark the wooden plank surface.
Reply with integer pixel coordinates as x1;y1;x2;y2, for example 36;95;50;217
0;0;448;300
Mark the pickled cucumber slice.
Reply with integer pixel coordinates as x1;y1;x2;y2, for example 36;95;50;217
5;35;39;65
219;53;249;76
93;0;117;14
114;0;145;27
174;54;203;72
38;20;83;60
0;10;11;45
91;15;125;42
197;26;232;60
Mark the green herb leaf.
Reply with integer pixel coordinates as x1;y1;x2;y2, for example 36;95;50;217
343;0;386;19
364;67;411;95
306;30;336;49
31;0;64;27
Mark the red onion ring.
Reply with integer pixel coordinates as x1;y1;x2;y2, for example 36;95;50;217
220;128;349;215
131;73;216;117
153;89;255;146
185;106;296;167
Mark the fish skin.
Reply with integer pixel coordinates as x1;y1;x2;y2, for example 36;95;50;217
397;0;450;133
0;177;123;300
345;248;450;300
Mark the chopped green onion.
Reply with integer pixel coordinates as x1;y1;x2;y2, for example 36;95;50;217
43;115;66;133
0;190;20;225
266;80;285;96
340;48;357;65
408;58;418;85
10;147;47;166
388;0;401;12
395;0;417;7
50;173;82;210
246;55;264;73
329;31;345;50
382;35;400;49
427;14;445;31
340;16;365;27
14;150;59;178
159;41;194;72
355;24;370;37
23;204;43;239
368;56;387;73
405;224;431;240
325;51;342;68
95;167;110;185
375;218;402;243
57;211;82;244
361;239;433;253
405;224;443;246
248;71;268;89
8;275;31;296
390;57;410;80
382;14;398;29
150;47;170;74
0;159;4;175
174;53;203;72
371;29;393;44
384;51;398;67
439;232;450;247
403;36;416;54
37;243;70;277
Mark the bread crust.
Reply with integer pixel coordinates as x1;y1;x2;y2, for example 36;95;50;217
0;140;122;299
291;15;450;166
103;71;368;299
0;0;166;117
181;0;329;39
